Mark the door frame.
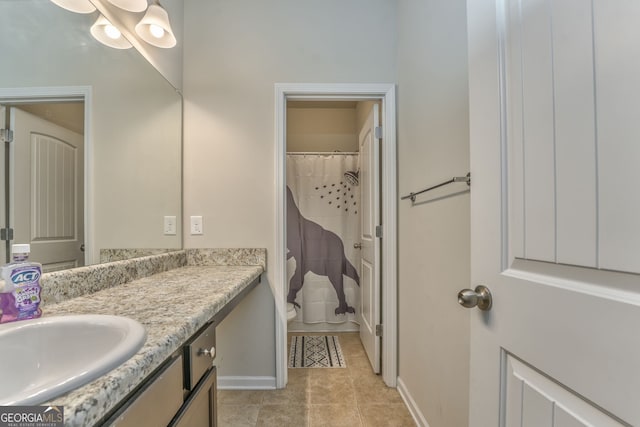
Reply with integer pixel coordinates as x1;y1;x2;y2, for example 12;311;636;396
274;83;397;388
0;86;93;265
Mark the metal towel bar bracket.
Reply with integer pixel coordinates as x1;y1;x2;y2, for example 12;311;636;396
401;172;471;202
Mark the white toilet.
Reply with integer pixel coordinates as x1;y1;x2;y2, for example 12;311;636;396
287;302;297;322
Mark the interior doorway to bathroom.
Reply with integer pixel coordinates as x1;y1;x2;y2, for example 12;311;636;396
285;101;363;333
0;87;91;271
275;84;397;389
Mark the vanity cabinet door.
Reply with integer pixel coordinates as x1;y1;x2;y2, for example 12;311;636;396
170;367;217;427
108;355;183;427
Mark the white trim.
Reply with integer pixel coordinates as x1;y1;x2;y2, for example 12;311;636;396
217;376;277;390
286;152;359;156
381;85;398;387
287;323;360;333
0;86;94;265
397;377;431;427
274;84;288;389
274;83;398;388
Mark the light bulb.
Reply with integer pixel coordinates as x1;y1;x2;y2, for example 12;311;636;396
104;25;122;40
135;4;176;48
149;24;165;39
91;15;132;49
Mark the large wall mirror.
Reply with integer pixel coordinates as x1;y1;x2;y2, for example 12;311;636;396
0;0;182;272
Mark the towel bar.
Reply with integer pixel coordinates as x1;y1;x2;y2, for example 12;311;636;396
401;173;471;202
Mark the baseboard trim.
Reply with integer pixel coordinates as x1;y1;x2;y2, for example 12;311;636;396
287;324;360;333
397;376;430;427
217;376;277;390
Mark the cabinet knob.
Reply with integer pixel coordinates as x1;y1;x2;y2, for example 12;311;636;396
198;346;216;359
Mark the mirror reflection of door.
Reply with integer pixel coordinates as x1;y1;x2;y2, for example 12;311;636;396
3;103;84;272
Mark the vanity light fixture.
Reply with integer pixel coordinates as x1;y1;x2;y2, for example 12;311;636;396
105;0;147;13
134;2;176;48
50;0;96;13
51;0;177;50
90;15;133;49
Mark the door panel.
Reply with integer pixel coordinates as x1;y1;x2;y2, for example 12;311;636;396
32;134;77;242
511;0;599;265
507;0;640;272
468;0;640;425
594;1;640;273
519;0;556;263
505;355;624;427
359;104;380;373
551;0;597;267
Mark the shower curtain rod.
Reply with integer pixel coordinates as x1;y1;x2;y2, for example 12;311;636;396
286;151;359;155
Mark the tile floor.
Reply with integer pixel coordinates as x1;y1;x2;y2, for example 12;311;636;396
218;332;416;426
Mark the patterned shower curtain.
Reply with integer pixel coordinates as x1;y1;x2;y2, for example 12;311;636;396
286;154;361;328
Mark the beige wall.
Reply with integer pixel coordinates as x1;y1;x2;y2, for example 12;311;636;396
182;0;471;423
287;107;358;152
92;70;182;258
182;0;396;379
18;103;84;135
355;100;381;134
396;1;471;426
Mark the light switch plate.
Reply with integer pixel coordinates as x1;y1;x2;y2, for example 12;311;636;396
164;216;176;235
190;216;203;235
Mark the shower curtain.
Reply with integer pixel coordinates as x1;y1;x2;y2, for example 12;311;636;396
286;153;361;330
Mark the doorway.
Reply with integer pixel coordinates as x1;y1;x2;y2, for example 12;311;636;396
275;84;397;389
0;86;92;270
285;100;367;336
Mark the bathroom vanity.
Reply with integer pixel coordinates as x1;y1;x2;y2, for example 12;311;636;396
106;311;218;426
38;249;265;427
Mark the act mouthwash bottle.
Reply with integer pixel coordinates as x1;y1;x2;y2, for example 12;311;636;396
0;244;42;323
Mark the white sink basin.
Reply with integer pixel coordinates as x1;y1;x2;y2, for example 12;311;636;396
0;314;146;405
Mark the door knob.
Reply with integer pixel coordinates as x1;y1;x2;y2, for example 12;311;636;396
458;285;492;311
353;243;362;249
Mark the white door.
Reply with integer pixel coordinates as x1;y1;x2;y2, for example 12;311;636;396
359;104;381;373
10;107;84;272
468;1;640;426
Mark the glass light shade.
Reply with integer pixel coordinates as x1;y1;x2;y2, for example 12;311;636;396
106;0;148;13
50;0;96;13
90;15;133;49
135;4;176;48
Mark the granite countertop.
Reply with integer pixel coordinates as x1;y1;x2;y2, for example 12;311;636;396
42;264;264;427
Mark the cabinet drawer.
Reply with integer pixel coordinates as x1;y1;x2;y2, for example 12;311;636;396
185;322;216;390
109;355;184;427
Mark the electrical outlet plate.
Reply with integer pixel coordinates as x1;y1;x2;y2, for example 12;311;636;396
164;216;176;235
190;216;203;235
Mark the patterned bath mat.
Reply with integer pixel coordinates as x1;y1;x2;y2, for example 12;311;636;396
288;336;346;368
